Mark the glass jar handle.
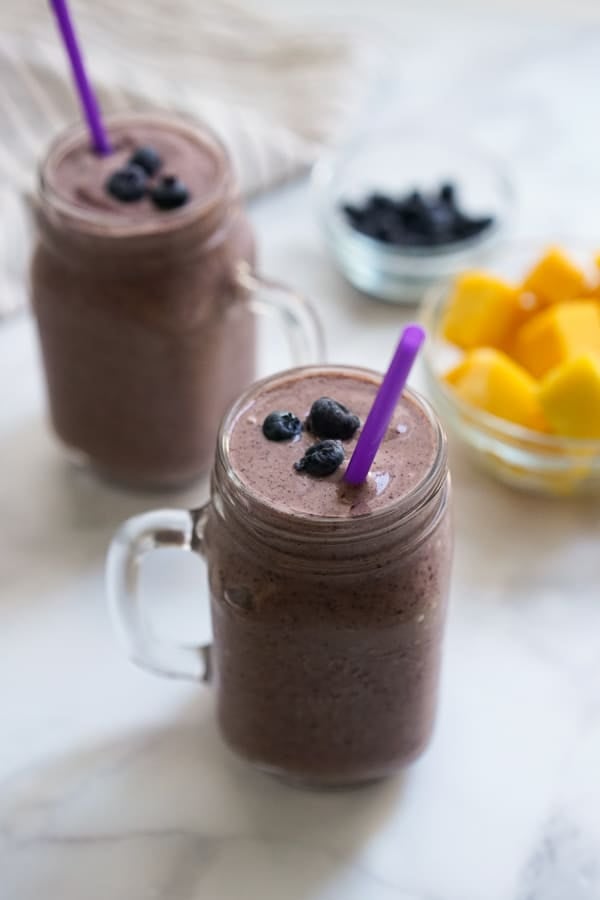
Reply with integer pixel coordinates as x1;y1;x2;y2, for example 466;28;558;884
236;261;326;365
106;504;211;681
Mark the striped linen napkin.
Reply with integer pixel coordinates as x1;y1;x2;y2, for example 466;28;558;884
0;0;369;317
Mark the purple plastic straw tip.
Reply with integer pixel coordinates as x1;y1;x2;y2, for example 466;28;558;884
344;324;426;486
49;0;112;155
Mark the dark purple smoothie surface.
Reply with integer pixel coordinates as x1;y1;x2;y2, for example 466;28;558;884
44;116;226;227
227;369;438;518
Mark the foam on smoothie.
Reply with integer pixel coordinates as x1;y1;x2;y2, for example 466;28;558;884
228;370;438;518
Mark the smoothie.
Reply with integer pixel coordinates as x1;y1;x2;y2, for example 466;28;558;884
32;113;256;487
205;366;453;784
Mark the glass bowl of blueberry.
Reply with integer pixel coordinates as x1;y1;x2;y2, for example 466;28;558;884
312;130;514;304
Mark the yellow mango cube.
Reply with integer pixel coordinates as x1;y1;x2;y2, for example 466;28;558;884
445;347;550;431
521;247;588;306
539;354;600;439
512;300;600;378
442;272;520;350
591;252;600;297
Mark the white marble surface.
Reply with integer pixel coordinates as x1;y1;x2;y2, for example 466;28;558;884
3;3;600;899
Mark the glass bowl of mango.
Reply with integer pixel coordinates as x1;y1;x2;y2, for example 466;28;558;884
421;243;600;495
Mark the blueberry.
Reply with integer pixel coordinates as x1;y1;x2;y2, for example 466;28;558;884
150;175;190;210
439;182;456;205
386;225;409;246
373;225;395;243
262;411;302;441
294;440;344;477
342;203;364;225
403;190;428;213
399;191;430;229
105;164;147;202
465;215;494;236
129;146;162;176
305;397;360;440
422;203;455;239
454;214;494;240
354;216;379;238
341;184;493;249
366;192;396;214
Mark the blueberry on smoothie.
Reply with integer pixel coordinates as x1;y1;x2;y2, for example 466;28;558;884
262;411;302;441
105;164;147;202
294;439;344;477
305;397;360;440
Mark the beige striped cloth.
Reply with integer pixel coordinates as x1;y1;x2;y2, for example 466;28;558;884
0;0;369;317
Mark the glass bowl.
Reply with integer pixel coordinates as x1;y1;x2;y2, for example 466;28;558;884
421;240;600;496
312;129;514;305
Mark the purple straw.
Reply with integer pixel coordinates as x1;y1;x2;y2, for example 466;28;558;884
344;324;426;485
49;0;112;155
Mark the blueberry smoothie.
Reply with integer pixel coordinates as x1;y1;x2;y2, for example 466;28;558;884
31;112;256;487
205;366;453;785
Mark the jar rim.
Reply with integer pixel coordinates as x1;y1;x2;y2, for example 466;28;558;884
215;364;448;540
37;111;235;240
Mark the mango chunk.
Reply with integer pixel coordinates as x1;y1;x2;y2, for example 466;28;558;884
442;272;520;350
522;247;588;306
592;252;600;297
539;354;600;439
512;300;600;378
445;347;550;431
